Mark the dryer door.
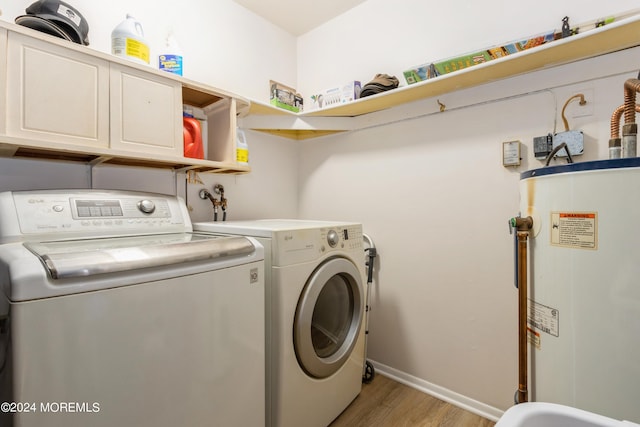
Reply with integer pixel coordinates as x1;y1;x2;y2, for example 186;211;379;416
294;257;364;379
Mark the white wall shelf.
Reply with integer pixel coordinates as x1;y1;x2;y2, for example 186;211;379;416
242;14;640;140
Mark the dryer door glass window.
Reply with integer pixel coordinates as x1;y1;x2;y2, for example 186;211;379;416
312;274;353;358
294;257;364;379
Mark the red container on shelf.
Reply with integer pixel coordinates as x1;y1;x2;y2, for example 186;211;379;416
183;117;204;159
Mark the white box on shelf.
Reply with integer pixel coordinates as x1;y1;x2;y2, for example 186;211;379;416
310;81;361;110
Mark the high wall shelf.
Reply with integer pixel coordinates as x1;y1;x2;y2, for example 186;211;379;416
241;14;640;140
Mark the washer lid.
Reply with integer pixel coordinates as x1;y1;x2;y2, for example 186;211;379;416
25;233;254;279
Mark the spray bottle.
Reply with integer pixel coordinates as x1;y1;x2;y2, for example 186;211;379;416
158;32;183;76
111;14;150;65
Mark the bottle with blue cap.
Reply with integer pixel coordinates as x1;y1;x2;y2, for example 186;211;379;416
158;32;184;76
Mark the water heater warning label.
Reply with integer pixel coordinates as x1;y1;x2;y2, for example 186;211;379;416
550;212;597;250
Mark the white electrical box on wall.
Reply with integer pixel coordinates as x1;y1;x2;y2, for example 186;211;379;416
502;140;521;167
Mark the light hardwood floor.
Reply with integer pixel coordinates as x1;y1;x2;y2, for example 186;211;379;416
330;374;496;427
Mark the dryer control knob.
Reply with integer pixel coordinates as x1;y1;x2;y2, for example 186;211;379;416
327;229;339;247
137;199;156;214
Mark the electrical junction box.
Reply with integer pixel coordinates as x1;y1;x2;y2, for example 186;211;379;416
533;131;584;160
553;130;584;157
534;134;553;159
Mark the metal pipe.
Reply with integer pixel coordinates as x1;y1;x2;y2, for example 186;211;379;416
610;104;626;158
609;104;640;158
610;104;625;139
611;105;629;138
512;222;519;289
510;216;533;404
516;230;529;404
623;79;640;124
610;105;640;137
621;79;640;157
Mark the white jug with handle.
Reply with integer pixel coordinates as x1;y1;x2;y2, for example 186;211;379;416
111;14;150;65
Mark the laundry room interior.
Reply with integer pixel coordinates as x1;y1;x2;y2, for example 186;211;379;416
1;0;640;426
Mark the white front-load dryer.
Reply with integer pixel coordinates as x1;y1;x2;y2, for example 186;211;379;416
193;220;366;427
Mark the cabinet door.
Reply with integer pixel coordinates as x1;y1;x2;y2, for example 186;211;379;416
6;32;109;147
110;64;182;156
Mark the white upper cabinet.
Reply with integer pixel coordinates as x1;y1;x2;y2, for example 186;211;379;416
6;31;110;147
109;63;182;156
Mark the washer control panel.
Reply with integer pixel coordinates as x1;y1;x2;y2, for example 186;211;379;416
271;224;363;266
320;225;363;252
0;190;189;239
72;198;169;219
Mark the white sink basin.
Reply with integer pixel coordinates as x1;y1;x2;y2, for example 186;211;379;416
496;403;640;427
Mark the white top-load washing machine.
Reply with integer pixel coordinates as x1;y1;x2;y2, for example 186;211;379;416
193;219;366;427
0;190;265;427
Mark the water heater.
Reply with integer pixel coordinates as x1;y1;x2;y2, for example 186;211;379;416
518;158;640;423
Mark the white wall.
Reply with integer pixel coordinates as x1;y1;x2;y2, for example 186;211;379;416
187;130;300;222
0;158;89;191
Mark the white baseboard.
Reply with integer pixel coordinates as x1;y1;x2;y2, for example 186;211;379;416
369;360;504;422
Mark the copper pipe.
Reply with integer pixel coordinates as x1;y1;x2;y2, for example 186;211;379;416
623;79;640;124
611;104;625;139
561;94;586;132
511;216;532;404
516;230;529;404
610;104;640;139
